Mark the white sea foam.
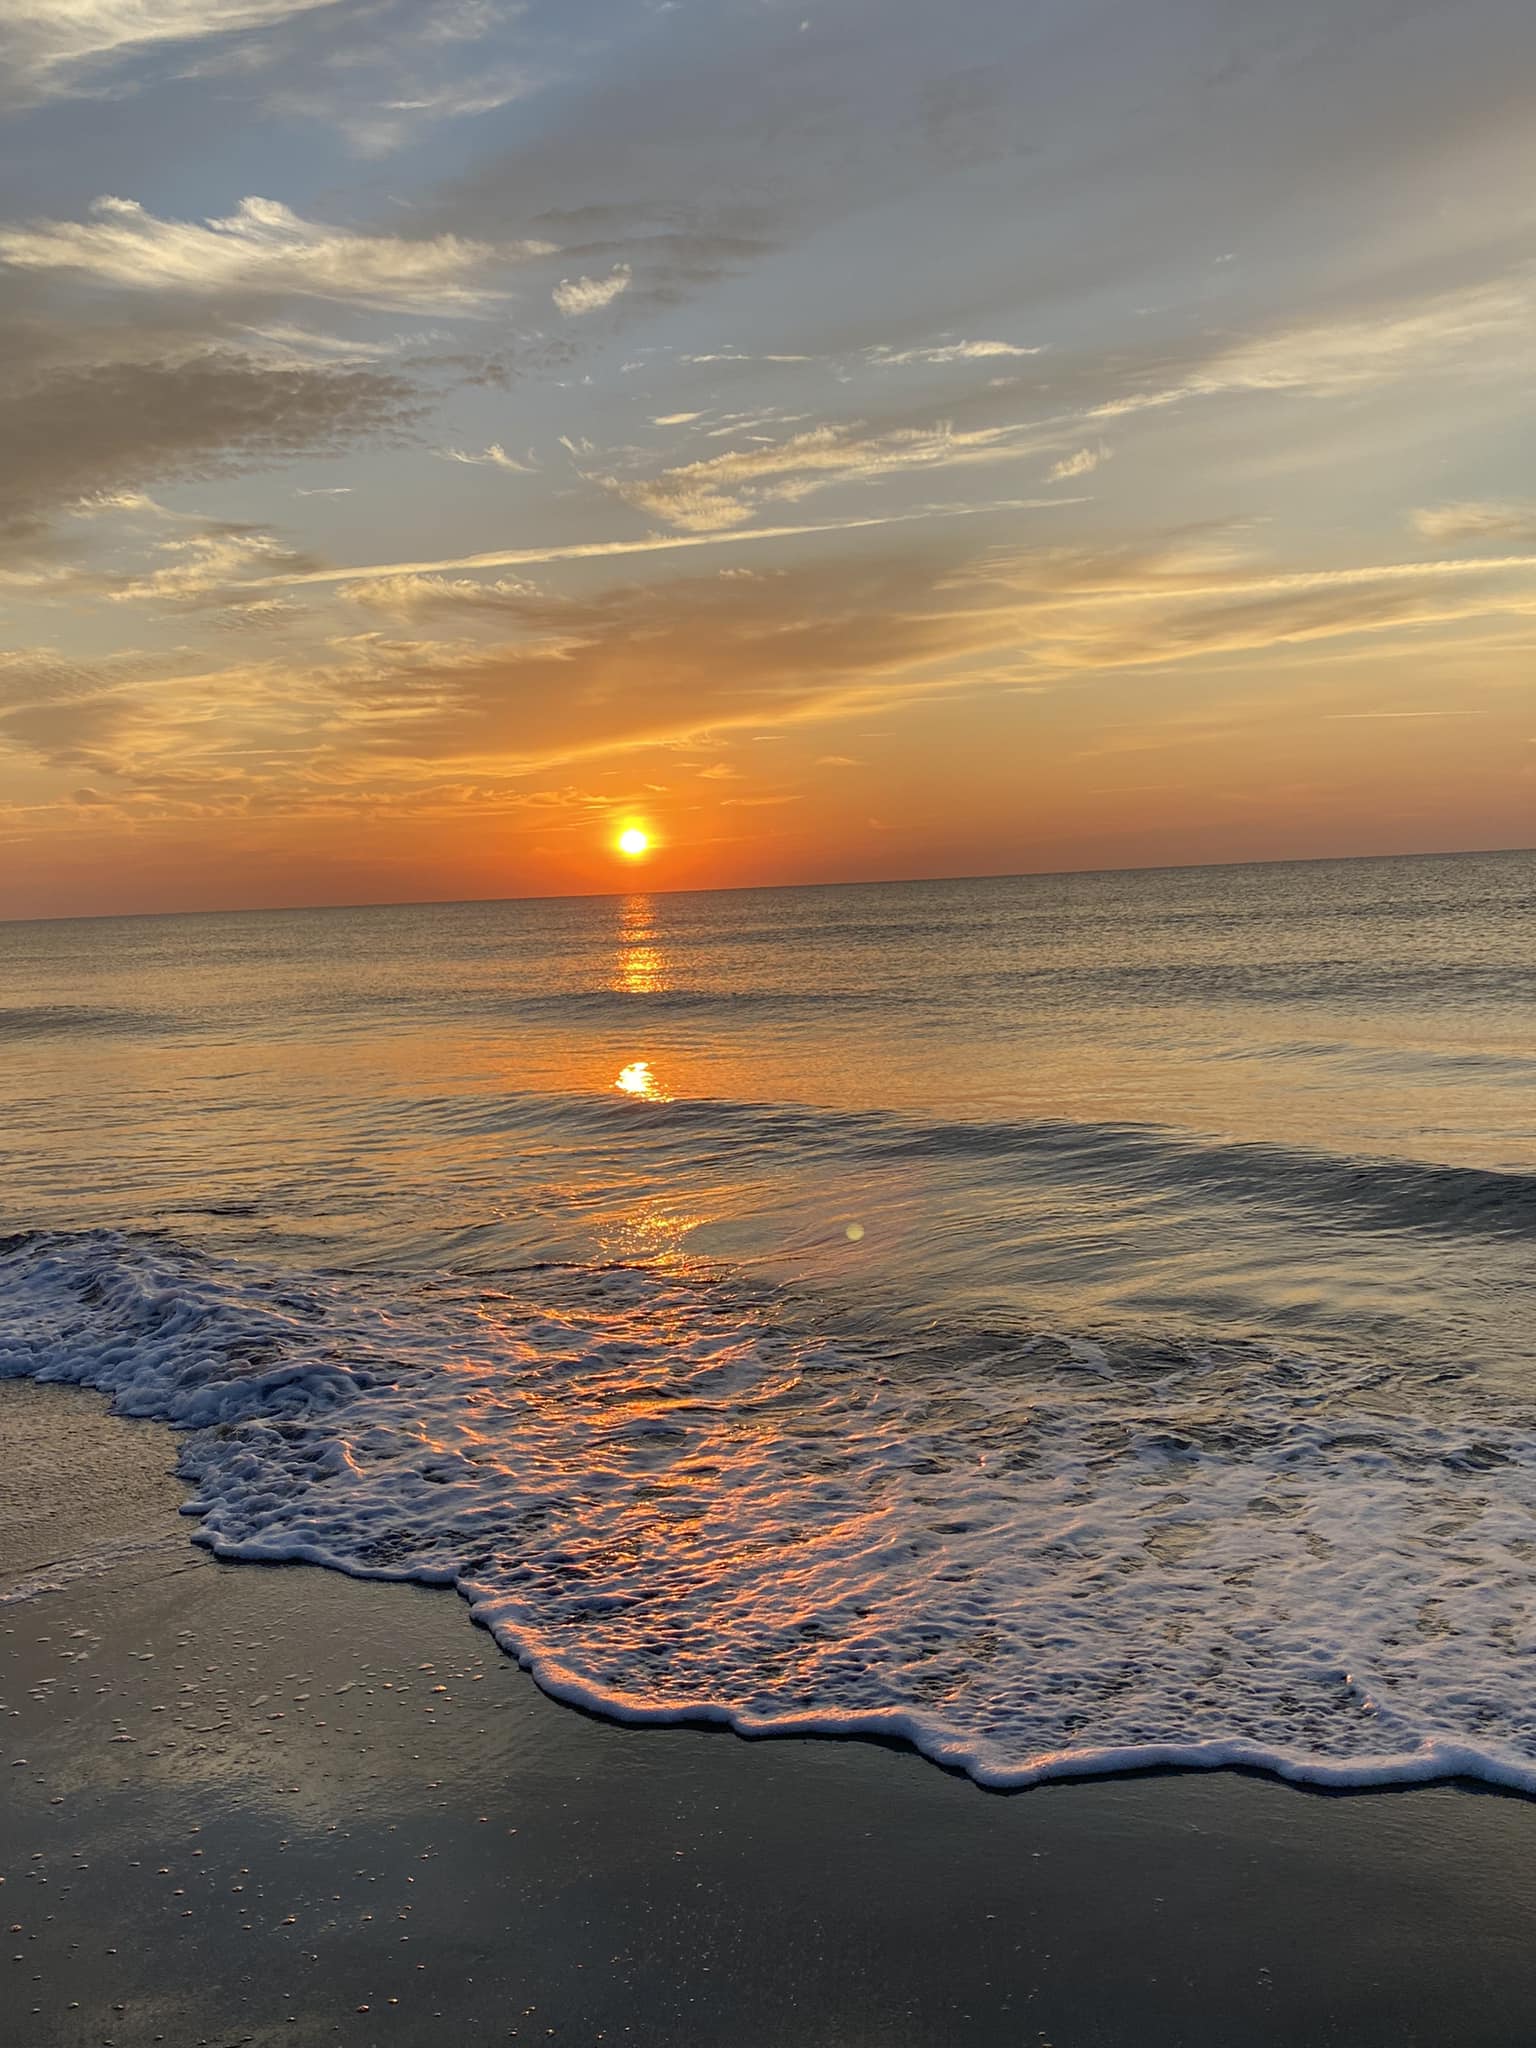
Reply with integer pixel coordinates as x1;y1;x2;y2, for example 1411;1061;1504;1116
5;1227;1536;1792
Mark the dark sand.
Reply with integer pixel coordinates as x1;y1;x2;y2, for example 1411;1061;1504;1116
5;1381;1536;2048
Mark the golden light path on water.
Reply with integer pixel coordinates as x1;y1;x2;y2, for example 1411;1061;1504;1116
612;896;671;1106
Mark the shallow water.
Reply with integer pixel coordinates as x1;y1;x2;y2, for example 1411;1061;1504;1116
3;851;1534;1786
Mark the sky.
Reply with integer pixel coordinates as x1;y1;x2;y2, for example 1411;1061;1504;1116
0;0;1533;918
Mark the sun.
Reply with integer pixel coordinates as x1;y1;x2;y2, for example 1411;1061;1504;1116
617;826;650;859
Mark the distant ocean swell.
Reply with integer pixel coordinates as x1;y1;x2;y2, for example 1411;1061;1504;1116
6;1225;1536;1794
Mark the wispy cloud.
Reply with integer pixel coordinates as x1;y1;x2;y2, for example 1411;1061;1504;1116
868;340;1042;367
69;488;166;518
0;0;341;105
1413;501;1536;545
1083;272;1536;429
1204;275;1535;397
438;441;539;472
552;265;632;316
105;525;319;605
963;545;1536;673
1048;442;1105;481
0;196;539;311
604;418;1066;531
1049;444;1108;482
342;572;541;619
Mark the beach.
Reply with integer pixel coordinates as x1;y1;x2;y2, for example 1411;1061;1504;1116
4;860;1535;2042
8;1380;1536;2048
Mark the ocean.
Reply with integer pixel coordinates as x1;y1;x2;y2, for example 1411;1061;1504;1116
2;849;1534;1790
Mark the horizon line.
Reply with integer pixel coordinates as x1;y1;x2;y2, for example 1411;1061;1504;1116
4;839;1532;930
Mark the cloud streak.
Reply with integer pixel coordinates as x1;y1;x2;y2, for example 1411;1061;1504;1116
0;196;537;311
236;495;1072;590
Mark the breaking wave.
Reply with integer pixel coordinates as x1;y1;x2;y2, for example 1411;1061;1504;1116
6;1225;1536;1793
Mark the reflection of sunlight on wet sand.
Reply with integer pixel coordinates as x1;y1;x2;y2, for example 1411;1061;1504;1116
612;894;668;996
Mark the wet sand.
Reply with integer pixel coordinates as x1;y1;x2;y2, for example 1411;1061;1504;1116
5;1380;1536;2047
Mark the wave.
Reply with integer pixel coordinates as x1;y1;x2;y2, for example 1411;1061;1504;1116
971;959;1536;1008
428;1089;1536;1241
0;1003;169;1039
6;1226;1536;1795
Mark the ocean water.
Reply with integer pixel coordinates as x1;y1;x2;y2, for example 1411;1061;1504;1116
3;851;1535;1788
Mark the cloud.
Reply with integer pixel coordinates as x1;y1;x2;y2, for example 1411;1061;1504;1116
552;264;633;316
10;525;1533;828
962;543;1536;674
603;418;1067;531
320;542;1536;782
682;349;810;366
0;647;123;712
868;340;1042;367
438;441;538;472
342;572;543;620
313;548;977;772
1203;275;1535;397
1;0;535;147
0;196;535;311
1413;501;1536;545
1049;444;1108;481
0;645;172;772
107;525;319;605
1078;272;1536;431
69;488;165;517
0;0;343;104
0;321;421;555
381;71;532;122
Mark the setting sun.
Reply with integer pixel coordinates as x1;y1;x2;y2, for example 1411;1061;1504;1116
617;827;651;859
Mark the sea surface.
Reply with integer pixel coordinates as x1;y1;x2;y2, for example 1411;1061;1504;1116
3;851;1534;1789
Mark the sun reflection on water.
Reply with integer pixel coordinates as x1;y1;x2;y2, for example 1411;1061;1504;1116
612;894;668;996
616;1059;666;1100
611;896;673;1103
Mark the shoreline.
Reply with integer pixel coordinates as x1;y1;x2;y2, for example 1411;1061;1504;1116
14;1345;1536;1806
7;1381;1536;2045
